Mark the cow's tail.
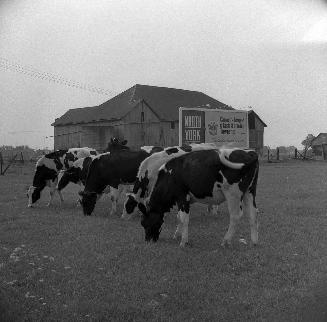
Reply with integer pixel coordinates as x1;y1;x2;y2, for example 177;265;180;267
218;149;244;169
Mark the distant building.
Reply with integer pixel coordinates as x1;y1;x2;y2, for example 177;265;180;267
311;133;327;160
52;84;266;152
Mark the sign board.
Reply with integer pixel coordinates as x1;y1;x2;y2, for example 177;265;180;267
179;107;249;148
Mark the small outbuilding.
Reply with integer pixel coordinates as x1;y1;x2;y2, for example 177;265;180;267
311;133;327;160
52;84;266;153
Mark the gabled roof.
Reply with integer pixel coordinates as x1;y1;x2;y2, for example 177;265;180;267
248;110;267;127
311;133;327;146
52;84;232;126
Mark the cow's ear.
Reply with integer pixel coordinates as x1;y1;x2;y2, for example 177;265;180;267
122;139;128;145
138;203;147;216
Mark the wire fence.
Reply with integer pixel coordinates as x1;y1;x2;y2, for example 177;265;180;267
0;149;50;175
261;148;314;162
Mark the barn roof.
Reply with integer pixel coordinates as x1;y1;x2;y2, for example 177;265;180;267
311;133;327;146
248;110;267;127
52;84;232;126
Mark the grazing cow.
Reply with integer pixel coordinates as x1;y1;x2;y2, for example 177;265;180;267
122;143;218;219
27;147;97;207
138;148;259;247
79;146;163;216
57;156;94;192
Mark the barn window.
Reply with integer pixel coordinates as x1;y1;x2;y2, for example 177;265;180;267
141;111;144;123
170;121;175;129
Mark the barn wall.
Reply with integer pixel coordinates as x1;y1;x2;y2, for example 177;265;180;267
54;125;82;150
108;121;179;150
249;116;265;155
100;102;180;149
74;102;174;150
80;126;116;152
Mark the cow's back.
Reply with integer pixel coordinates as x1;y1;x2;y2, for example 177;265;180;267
152;149;258;205
85;150;150;192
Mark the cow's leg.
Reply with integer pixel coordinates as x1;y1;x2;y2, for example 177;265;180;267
27;186;35;208
173;211;183;239
176;198;191;247
57;189;64;204
46;181;56;207
118;185;127;202
109;186;120;215
179;210;190;247
75;184;84;207
221;184;243;246
243;191;259;245
207;204;219;215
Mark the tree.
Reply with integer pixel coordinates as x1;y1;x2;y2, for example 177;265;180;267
301;134;315;158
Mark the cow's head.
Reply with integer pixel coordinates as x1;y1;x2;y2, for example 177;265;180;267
63;152;77;169
27;186;42;207
139;203;164;242
122;172;150;217
78;190;98;216
106;138;129;152
122;193;139;218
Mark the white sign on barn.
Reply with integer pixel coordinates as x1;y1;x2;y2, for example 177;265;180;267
179;107;249;148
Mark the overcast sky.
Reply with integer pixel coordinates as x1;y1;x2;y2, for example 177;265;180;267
1;0;327;149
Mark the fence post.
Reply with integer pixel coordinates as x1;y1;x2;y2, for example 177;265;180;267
276;148;280;161
267;149;270;162
295;148;297;159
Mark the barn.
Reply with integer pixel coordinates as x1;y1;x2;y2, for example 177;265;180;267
311;133;327;160
52;84;266;153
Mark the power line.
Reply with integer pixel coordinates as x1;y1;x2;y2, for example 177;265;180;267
0;57;115;96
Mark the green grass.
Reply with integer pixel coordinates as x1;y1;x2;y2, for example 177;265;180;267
1;160;327;321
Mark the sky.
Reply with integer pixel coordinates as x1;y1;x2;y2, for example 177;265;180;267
1;0;327;149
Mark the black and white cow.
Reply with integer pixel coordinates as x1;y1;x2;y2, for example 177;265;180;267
79;146;163;216
57;156;94;192
27;147;97;207
138;148;259;247
57;139;132;197
106;138;129;152
123;143;218;219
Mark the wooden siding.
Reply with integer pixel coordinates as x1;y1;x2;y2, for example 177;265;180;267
249;116;265;154
54;125;82;150
103;122;178;150
80;126;114;151
123;101;160;123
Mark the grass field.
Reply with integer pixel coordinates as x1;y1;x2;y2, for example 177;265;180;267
1;160;327;321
